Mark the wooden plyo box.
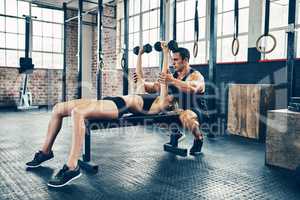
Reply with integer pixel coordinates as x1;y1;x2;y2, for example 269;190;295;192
266;109;300;170
227;84;274;141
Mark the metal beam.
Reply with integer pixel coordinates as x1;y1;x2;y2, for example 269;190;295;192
62;3;67;102
77;0;83;99
173;0;176;40
97;0;103;100
286;0;297;104
208;0;217;124
123;0;129;95
159;0;166;69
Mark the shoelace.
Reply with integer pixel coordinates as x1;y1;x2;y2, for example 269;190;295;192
56;165;69;178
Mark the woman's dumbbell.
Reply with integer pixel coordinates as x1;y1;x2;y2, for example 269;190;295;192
154;40;178;52
133;44;152;55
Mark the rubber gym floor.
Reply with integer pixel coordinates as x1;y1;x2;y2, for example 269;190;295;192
1;110;300;200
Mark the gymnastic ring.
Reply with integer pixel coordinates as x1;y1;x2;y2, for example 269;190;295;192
231;37;240;56
256;33;277;54
193;41;198;58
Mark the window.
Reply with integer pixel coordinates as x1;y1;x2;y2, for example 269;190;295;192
0;0;63;69
264;0;289;60
217;0;249;62
117;0;160;68
173;0;207;64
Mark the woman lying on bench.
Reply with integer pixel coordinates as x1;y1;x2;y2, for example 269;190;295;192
25;42;173;188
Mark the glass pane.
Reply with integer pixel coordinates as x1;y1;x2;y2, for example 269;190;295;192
6;0;17;16
133;32;139;48
0;16;4;31
142;12;149;30
18;50;24;58
32;7;42;20
129;33;133;50
0;49;5;66
43;38;53;52
43;8;53;22
129;53;134;68
199;17;206;39
221;37;235;62
129;0;134;16
6;17;18;33
0;0;4;14
217;14;222;36
142;0;149;12
150;0;159;9
199;0;206;17
222;11;234;35
53;38;62;53
223;0;234;12
33;36;42;51
177;22;184;42
149;10;158;29
134;0;140;14
133;15;139;32
53;10;63;23
43;53;53;68
142;30;149;44
32;52;42;68
217;38;222;62
239;8;249;33
185;0;195;20
18;19;25;34
53;54;63;69
0;32;5;48
43;22;53;37
18;1;29;17
218;0;223;13
53;24;62;38
143;54;149;68
18;34;25;50
149;28;158;44
184;20;194;42
6;50;18;67
129;17;134;33
177;1;184;22
149;53;158;67
33;21;42;36
240;0;250;7
234;35;248;61
6;33;18;49
269;2;288;29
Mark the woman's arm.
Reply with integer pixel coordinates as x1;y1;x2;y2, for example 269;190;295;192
135;48;146;94
160;42;169;100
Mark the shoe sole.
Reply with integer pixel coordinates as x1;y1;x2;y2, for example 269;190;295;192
26;158;54;169
190;152;202;156
47;173;82;188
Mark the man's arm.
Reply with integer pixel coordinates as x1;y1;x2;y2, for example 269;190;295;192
170;71;205;94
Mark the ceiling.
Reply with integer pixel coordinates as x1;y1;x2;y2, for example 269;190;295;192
26;0;115;10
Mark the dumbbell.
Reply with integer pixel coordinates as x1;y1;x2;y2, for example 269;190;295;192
133;44;152;55
154;40;178;52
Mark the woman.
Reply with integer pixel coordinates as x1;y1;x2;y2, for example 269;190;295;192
25;42;173;188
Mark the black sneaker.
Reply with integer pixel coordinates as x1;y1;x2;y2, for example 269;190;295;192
169;132;185;147
26;150;54;168
47;164;81;188
190;139;203;156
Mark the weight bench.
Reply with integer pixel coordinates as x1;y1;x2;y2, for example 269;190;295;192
78;111;188;173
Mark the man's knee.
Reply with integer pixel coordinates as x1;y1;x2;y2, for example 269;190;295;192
179;110;199;129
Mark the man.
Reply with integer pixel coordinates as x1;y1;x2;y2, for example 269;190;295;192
133;47;205;155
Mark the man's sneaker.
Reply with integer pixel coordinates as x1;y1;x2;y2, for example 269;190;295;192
190;139;203;156
47;164;81;188
169;132;185;147
26;150;54;168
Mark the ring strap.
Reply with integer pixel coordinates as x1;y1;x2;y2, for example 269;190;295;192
193;0;199;57
264;0;270;36
234;0;239;39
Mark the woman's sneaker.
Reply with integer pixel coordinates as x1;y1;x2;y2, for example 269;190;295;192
189;139;203;156
26;151;54;168
47;164;81;188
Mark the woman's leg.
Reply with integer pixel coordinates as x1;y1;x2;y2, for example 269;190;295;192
41;99;89;154
66;100;119;169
